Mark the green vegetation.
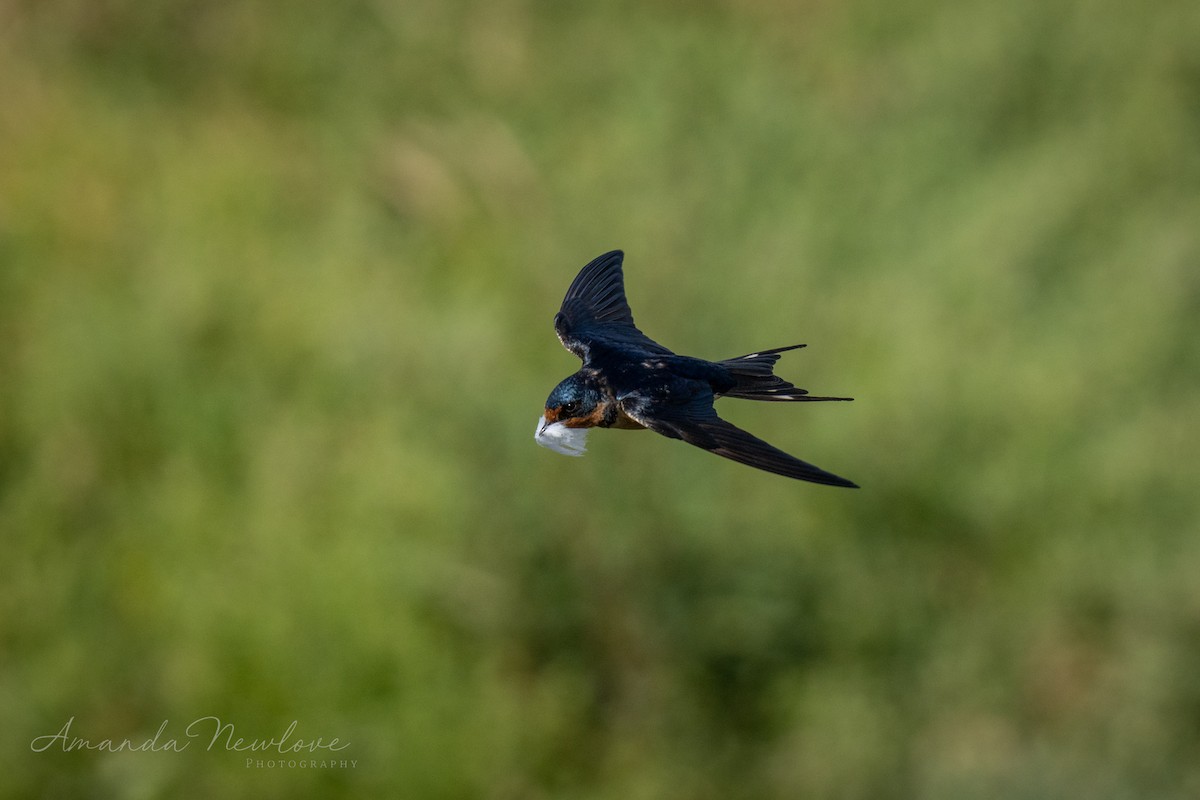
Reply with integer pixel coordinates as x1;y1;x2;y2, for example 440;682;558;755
2;0;1199;797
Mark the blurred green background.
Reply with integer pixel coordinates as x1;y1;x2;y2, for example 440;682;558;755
2;0;1199;797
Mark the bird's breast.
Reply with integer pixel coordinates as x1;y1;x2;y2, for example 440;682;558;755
610;407;646;430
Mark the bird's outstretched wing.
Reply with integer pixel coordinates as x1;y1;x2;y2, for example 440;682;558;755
623;391;858;487
554;250;673;362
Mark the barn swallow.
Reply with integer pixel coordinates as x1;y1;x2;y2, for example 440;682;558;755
535;250;857;487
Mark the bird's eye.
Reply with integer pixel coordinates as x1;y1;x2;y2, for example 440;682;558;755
561;401;579;415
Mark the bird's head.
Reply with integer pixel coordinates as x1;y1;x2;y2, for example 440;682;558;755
535;373;604;456
543;373;604;427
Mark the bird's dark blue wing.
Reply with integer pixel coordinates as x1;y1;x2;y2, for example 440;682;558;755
623;390;858;487
554;250;673;361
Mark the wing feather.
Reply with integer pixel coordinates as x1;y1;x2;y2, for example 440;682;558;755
554;250;673;361
623;391;857;487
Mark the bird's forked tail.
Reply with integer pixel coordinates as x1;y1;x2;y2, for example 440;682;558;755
718;344;853;402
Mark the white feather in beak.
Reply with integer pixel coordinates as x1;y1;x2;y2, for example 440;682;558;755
535;415;589;456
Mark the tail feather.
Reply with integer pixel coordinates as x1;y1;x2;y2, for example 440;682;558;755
718;345;853;402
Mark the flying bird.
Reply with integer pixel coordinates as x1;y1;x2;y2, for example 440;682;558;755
535;250;857;487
